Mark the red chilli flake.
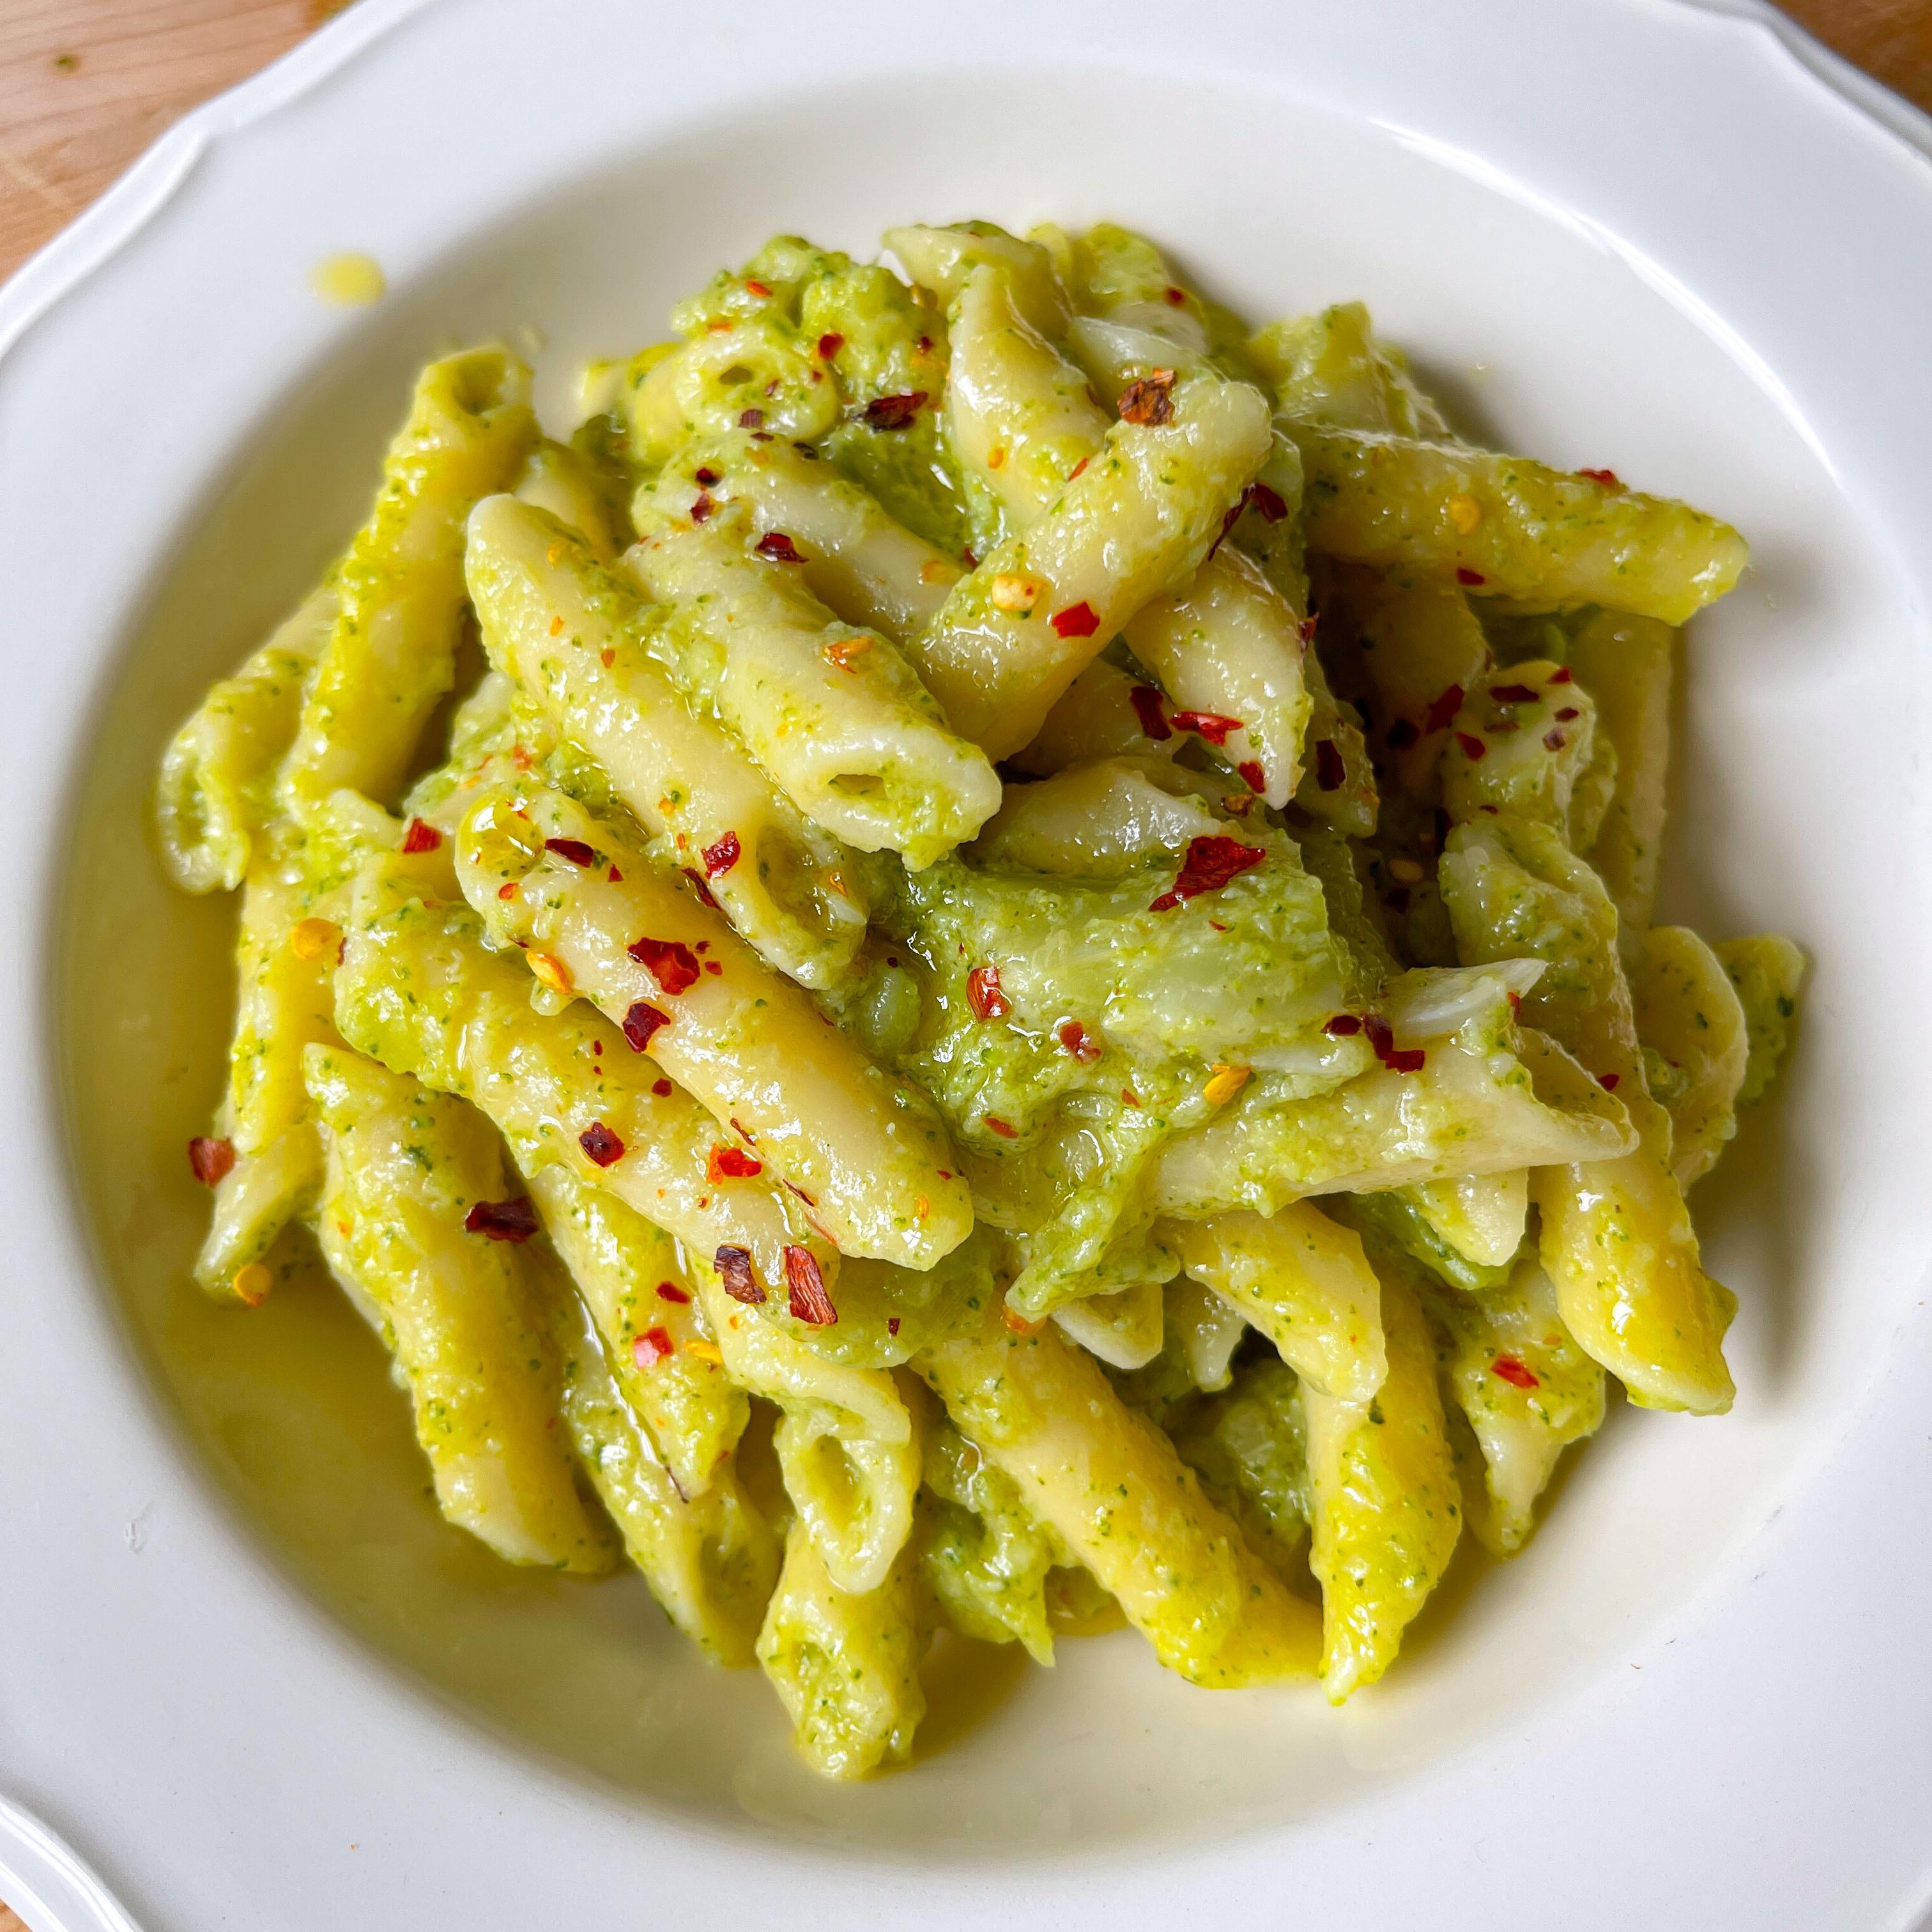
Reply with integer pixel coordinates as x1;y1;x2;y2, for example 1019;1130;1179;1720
784;1245;837;1325
1507;989;1522;1015
744;279;772;297
1554;705;1580;722
1422;684;1466;734
1163;284;1187;307
652;1077;674;1096
737;408;765;429
691;491;716;523
863;390;927;430
1130;684;1172;741
1058;1020;1101;1061
1548;666;1574;684
1577;467;1622;488
1117;370;1176;425
708;1144;763;1181
704;960;721;975
693;466;721;487
497;882;518;900
1362;1013;1426;1075
1455;732;1488;761
816;332;844;359
1170;709;1243;747
887;1315;901;1337
544;837;595;867
656;1281;691;1304
983;1115;1019;1139
1455;567;1486;586
1386;718;1420;751
608;864;624;882
1068;456;1090;481
401;817;442;854
579;1122;625;1167
681;866;720;908
1597;1071;1621;1092
1313;738;1346;791
633;1328;673;1367
755;531;804;563
1238;759;1267;794
1323;1014;1362;1038
1489;684;1539;705
1544;727;1568;751
1206;498;1243;559
716;1246;763;1303
1492;1354;1541;1390
623;1001;670;1052
1050;601;1101;640
463;1196;539;1242
1149;834;1266;913
188;1136;235;1186
967;965;1010;1022
702;830;741;878
629;935;701;995
1247;480;1289;523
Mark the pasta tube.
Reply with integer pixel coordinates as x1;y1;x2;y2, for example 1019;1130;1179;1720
464;494;866;987
1716;933;1806;1106
918;1308;1321;1686
1630;924;1750;1187
303;1042;613;1572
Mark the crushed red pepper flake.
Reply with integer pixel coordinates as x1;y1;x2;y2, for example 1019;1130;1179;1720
579;1121;625;1166
743;279;771;297
681;866;720;907
738;408;765;429
628;935;701;995
702;830;741;878
1489;683;1539;704
967;965;1009;1022
1163;284;1187;307
1548;666;1574;683
633;1327;673;1366
1170;708;1243;747
704;960;722;975
1422;683;1466;734
1050;601;1100;640
1597;1071;1621;1091
1313;739;1346;791
784;1245;837;1325
862;390;927;429
1238;759;1266;793
816;332;844;358
1507;989;1523;1016
1362;1013;1426;1074
1117;369;1176;425
188;1136;234;1186
1121;1089;1142;1107
755;530;804;563
1455;731;1487;760
1150;834;1266;912
982;1114;1019;1139
693;466;720;486
608;864;624;882
716;1245;763;1303
1492;1353;1540;1389
464;1196;539;1241
652;1077;673;1096
691;491;715;523
1247;480;1288;523
1057;1019;1101;1061
622;1002;669;1052
708;1144;763;1181
1455;567;1486;586
1068;456;1089;480
1576;468;1622;489
656;1280;691;1305
887;1315;901;1337
1130;684;1172;740
1554;705;1580;722
1544;727;1568;751
497;882;519;900
544;837;595;867
1323;1014;1362;1037
400;817;442;854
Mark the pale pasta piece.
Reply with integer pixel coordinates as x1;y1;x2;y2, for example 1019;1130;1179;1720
622;502;1000;865
1630;925;1751;1188
1013;659;1179;774
659;432;960;642
1715;933;1806;1106
1404;1169;1529;1271
523;1160;747;1499
1164;1273;1249;1393
1250;300;1448;438
1423;1254;1606;1556
916;368;1274;757
756;1523;926;1781
335;848;832;1298
1440;661;1607;841
624;312;838;465
544;1266;777;1665
693;1271;919;1596
463;494;866;986
1051;1278;1166;1370
1169;1356;1311;1577
1301;1273;1460;1700
1565;610;1676;946
1294;424;1748;625
454;782;971;1268
972;758;1223;874
1165;1206;1387;1404
303;1042;613;1572
280;349;537;820
1439;813;1736;1413
514;438;625;560
157;585;335;893
918;1307;1322;1686
885;221;1071;336
944;259;1109;525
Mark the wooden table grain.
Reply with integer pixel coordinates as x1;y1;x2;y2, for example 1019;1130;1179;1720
0;2;1927;1928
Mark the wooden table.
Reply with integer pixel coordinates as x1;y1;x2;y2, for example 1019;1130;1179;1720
0;2;1928;1928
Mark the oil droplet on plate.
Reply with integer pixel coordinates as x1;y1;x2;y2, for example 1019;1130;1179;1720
310;252;387;306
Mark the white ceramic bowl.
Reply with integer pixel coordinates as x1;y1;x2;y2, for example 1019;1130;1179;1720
5;2;1931;1925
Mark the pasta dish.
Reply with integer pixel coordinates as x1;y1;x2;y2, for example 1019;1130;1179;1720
155;219;1803;1777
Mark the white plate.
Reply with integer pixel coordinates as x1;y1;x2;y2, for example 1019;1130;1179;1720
4;1;1932;1925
